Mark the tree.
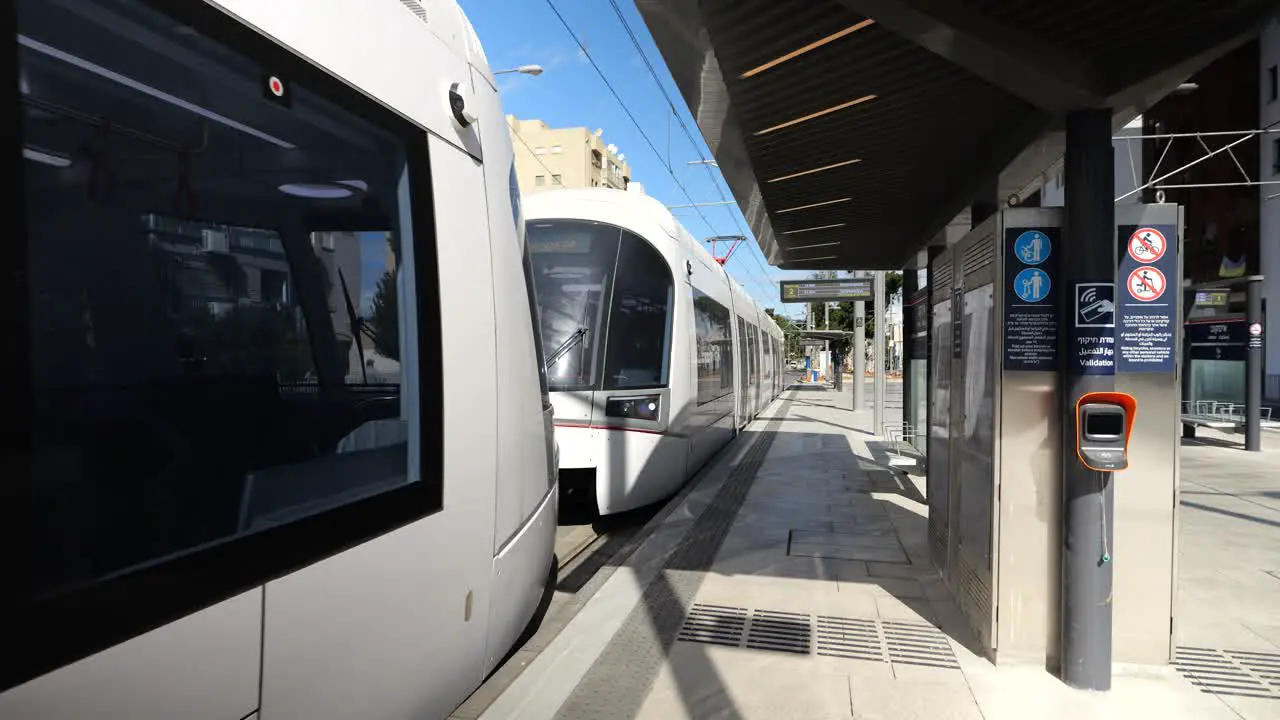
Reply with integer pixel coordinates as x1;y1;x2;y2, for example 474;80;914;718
367;268;399;361
768;309;802;358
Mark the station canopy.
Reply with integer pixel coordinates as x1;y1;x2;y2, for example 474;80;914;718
636;0;1276;271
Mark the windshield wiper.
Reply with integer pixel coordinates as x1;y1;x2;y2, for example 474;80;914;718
545;327;588;371
337;268;368;385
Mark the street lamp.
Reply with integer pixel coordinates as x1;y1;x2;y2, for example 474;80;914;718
494;64;544;76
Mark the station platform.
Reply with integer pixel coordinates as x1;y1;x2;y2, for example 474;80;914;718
463;381;1279;720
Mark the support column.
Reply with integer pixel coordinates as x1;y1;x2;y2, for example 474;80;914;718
902;267;919;437
873;270;886;436
853;271;867;411
972;178;999;228
1246;277;1264;451
1059;107;1116;691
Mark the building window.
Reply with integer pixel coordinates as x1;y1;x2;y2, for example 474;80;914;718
10;0;442;688
552;174;562;185
1273;138;1280;175
1270;65;1278;103
535;175;546;186
551;145;563;154
534;146;547;155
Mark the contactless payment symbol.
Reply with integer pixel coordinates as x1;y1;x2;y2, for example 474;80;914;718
1075;283;1115;328
1013;230;1050;266
1127;227;1166;264
1127;266;1166;302
1013;268;1051;303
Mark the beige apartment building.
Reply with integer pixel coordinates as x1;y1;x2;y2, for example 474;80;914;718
507;116;632;192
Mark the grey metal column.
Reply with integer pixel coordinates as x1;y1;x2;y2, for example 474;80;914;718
873;270;886;436
853;271;866;411
1246;276;1263;451
1059;107;1115;691
902;267;918;435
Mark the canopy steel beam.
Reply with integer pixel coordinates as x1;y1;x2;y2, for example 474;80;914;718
833;0;1105;112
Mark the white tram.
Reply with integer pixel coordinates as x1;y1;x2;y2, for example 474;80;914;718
2;0;557;717
525;187;786;516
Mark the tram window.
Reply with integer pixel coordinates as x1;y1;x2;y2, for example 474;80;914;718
603;231;673;390
527;219;622;391
10;0;436;627
513;164;551;408
693;289;732;405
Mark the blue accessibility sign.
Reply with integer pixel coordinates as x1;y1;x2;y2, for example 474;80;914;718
1012;230;1051;266
1013;267;1051;303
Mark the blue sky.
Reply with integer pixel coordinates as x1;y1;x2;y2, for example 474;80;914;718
459;0;810;319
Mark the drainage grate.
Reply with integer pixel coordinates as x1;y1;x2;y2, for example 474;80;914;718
745;609;812;654
1174;646;1280;700
676;604;747;647
816;616;884;663
678;604;958;671
882;619;961;669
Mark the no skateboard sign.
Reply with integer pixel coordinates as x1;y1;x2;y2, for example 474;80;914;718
1127;266;1166;302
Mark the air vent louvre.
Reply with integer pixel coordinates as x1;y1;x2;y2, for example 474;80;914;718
399;0;427;23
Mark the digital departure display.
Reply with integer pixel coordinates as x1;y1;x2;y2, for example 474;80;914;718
779;278;873;303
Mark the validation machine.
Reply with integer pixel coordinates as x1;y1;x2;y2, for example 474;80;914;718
1076;392;1136;472
927;204;1181;669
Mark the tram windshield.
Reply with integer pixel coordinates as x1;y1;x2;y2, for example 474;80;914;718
527;219;673;391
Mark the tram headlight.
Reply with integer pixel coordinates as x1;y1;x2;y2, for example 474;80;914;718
605;395;661;422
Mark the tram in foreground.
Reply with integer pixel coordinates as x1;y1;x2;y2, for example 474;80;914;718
2;0;556;717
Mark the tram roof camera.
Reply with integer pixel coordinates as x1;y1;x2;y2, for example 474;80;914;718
1074;392;1137;472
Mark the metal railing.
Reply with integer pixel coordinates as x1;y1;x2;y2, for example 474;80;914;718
1180;400;1277;427
882;421;924;465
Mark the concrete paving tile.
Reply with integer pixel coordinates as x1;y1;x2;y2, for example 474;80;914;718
696;573;844;616
1216;695;1280;720
847;675;983;720
962;662;1242;720
865;559;935;580
836;574;927;600
638;643;854;720
872;594;935;624
791;541;909;564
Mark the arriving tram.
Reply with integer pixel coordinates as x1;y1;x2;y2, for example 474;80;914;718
525;187;786;516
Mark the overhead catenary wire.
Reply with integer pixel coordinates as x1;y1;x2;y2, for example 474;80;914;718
510;123;560;180
604;0;780;295
541;0;717;233
542;0;778;301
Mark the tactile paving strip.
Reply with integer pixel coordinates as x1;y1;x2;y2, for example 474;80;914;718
1174;646;1280;700
674;604;960;671
553;398;793;719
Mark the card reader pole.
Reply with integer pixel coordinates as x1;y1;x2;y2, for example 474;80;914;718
1059;108;1115;691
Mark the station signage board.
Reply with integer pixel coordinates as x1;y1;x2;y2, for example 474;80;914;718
779;278;873;303
1003;226;1060;371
